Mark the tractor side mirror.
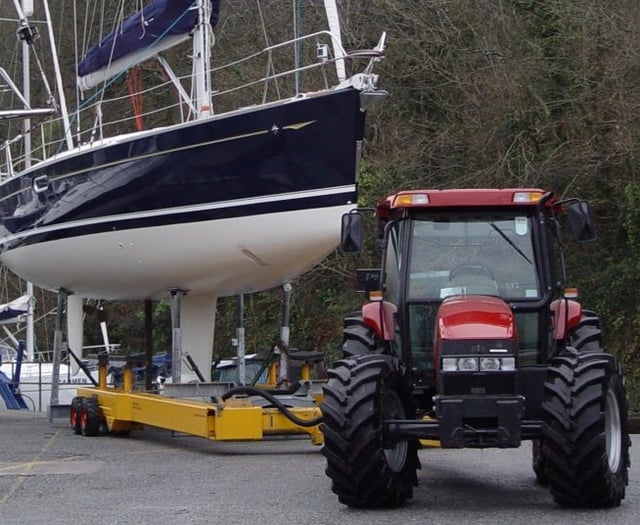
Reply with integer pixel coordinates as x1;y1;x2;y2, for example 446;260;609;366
341;211;364;253
565;200;597;242
356;268;382;292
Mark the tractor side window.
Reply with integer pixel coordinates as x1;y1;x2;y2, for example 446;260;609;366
515;312;541;365
383;223;402;305
408;303;436;373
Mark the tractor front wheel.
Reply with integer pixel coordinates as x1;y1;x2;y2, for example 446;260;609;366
320;354;418;508
568;311;602;353
541;351;630;507
342;313;382;358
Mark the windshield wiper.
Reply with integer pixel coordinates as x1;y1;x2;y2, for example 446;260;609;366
490;223;533;264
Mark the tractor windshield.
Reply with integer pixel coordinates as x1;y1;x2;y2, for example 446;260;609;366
407;214;540;301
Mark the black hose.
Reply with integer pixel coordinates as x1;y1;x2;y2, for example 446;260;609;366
221;386;323;428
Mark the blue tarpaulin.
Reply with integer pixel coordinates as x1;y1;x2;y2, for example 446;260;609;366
78;0;220;77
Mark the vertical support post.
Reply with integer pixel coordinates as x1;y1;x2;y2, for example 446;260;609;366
123;364;133;393
279;282;292;382
26;283;34;361
98;353;108;389
66;294;84;374
169;289;185;383
144;300;154;391
50;289;67;408
236;294;246;386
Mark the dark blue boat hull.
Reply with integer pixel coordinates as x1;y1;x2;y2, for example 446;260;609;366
0;87;363;250
0;87;366;299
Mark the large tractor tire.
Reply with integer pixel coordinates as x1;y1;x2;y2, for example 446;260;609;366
80;397;103;437
342;313;382;358
320;354;419;508
534;310;604;483
541;351;630;507
568;310;603;353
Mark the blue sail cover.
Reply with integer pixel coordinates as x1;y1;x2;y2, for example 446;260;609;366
78;0;220;79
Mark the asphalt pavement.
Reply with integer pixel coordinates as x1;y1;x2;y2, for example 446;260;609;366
1;406;638;525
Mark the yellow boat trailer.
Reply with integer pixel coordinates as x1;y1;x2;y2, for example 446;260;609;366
71;353;324;445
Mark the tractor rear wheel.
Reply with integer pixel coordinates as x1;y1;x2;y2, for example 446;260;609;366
80;397;103;437
541;351;630;507
321;354;419;508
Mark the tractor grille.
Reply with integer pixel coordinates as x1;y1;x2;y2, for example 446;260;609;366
439;339;517;395
440;372;516;396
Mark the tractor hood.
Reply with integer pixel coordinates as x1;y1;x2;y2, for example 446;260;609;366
436;295;515;340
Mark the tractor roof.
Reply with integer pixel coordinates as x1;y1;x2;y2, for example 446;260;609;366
378;188;558;217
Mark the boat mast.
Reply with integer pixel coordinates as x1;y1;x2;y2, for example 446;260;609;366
18;0;35;362
323;0;346;82
193;0;213;118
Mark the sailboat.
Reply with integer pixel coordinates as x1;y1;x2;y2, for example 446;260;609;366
0;0;386;381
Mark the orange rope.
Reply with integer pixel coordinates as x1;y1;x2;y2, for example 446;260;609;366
126;67;144;131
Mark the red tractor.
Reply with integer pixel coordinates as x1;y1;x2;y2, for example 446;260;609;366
320;188;630;508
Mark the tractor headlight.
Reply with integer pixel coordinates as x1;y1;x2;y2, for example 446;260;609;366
442;358;459;372
498;357;516;371
458;357;479;371
442;357;479;371
480;357;501;371
441;356;516;372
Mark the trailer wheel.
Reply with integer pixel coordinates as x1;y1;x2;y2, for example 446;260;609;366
342;313;383;357
568;311;602;353
541;351;630;507
70;397;83;435
80;397;103;437
321;354;418;508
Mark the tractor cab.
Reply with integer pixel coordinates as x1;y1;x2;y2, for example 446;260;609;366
343;189;595;406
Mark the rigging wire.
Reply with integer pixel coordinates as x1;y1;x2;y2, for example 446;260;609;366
256;0;280;102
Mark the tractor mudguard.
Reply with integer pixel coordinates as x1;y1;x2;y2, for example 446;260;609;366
549;298;582;341
362;300;397;341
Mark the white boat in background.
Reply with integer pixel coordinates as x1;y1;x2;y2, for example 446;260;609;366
0;0;386;381
0;299;95;411
1;356;96;411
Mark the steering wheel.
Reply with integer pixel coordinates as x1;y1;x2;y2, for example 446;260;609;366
449;263;496;282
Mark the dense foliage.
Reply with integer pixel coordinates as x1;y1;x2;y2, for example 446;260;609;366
1;1;638;408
